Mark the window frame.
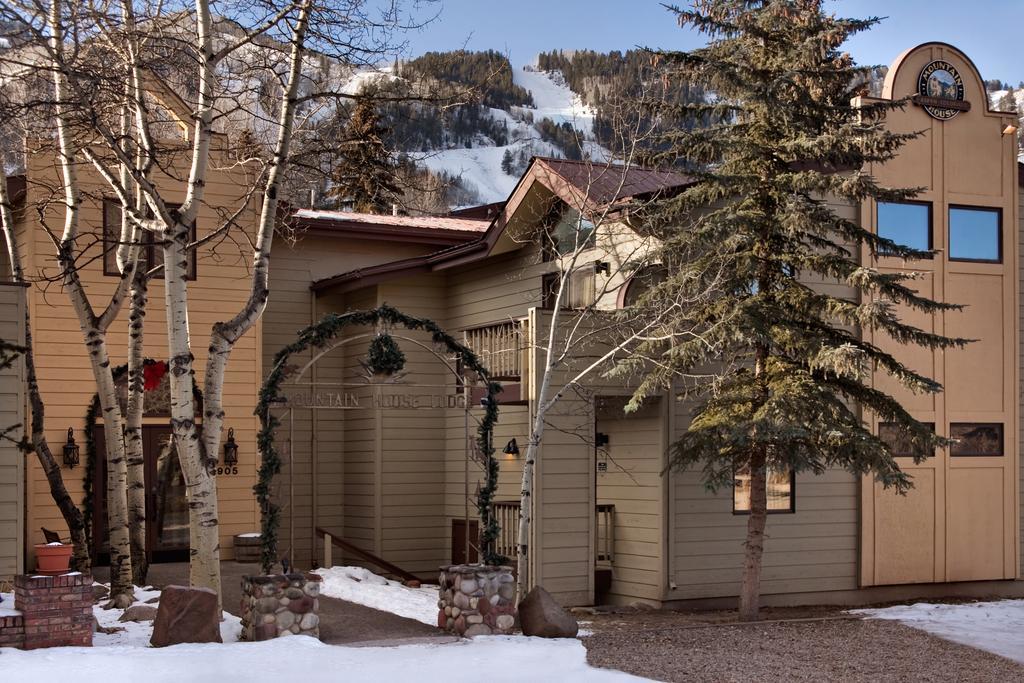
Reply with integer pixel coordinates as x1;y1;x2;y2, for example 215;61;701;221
949;422;1004;457
541;265;598;311
876;199;933;257
732;466;796;515
878;421;936;458
948;204;1002;264
102;198;197;280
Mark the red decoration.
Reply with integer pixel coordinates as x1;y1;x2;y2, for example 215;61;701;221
143;361;168;391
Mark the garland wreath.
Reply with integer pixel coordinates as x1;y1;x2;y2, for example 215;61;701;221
256;304;503;573
82;359;202;552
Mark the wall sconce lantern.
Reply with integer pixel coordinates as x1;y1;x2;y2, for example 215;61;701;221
63;427;80;468
594;260;611;275
595;432;610;448
222;428;239;467
502;438;520;457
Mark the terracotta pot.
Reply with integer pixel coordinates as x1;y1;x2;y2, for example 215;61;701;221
35;543;73;575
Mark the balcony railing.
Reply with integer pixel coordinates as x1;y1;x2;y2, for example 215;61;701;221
464;322;522;380
491;500;614;566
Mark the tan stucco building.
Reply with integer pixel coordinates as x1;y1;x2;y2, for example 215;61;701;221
4;42;1024;612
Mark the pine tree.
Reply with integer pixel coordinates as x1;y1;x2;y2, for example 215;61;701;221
501;148;514;175
329;95;401;213
630;1;968;621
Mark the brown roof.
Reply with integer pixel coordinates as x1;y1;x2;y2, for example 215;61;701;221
310;158;693;293
290;208;489;247
533;157;693;209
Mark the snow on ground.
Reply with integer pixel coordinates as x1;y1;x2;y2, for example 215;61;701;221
313;566;439;626
0;632;648;683
852;599;1024;665
91;583;242;647
0;591;18;617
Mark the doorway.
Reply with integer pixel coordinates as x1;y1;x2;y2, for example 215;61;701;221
91;424;190;563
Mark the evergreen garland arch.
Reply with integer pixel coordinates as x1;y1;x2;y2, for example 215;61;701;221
257;304;503;573
82;360;202;553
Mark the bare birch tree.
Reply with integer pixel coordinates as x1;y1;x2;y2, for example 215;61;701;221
1;0;432;603
510;103;721;599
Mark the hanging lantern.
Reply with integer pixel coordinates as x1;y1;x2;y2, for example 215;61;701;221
223;428;239;467
63;428;80;468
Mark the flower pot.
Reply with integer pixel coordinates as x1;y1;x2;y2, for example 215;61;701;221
35;543;73;575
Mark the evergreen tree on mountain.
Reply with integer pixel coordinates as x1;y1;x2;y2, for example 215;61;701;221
329;94;401;213
628;0;968;621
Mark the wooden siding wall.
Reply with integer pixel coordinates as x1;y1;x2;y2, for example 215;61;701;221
668;197;862;601
595;396;665;605
0;284;26;580
1018;179;1024;577
23;154;262;562
261;236;435;568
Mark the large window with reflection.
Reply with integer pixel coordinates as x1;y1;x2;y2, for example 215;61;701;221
877;201;931;254
733;466;794;514
949;206;1001;263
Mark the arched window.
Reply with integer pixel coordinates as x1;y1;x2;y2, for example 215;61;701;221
619;264;667;308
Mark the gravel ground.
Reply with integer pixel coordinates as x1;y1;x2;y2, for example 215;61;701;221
582;611;1024;682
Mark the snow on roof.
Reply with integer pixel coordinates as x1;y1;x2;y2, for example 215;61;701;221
292;209;490;234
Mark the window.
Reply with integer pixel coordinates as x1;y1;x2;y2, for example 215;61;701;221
543;206;596;260
542;266;597;310
950;422;1003;456
733;466;794;514
878;422;935;458
620;264;667;308
877;201;931;254
103;199;197;279
949;206;1001;262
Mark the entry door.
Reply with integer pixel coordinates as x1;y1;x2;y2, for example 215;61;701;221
91;425;189;561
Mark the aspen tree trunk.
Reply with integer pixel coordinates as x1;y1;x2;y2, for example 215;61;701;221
0;167;91;572
125;266;148;585
48;0;134;606
162;218;220;598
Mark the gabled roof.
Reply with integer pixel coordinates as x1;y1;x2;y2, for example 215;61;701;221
310;157;693;294
532;157;692;211
291;208;489;247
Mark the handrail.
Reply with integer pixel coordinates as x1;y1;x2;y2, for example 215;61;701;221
314;526;422;584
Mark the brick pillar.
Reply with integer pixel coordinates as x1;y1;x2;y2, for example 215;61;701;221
0;614;25;648
14;573;94;649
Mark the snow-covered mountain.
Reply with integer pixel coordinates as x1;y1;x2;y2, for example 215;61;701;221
408;66;608;206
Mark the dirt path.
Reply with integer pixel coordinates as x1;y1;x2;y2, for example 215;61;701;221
141;561;443;645
581;611;1024;682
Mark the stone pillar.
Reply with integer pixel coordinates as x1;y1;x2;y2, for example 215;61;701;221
438;564;516;637
240;573;321;641
14;573;93;649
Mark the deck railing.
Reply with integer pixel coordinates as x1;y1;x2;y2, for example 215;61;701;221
490;500;615;566
464;322;522;380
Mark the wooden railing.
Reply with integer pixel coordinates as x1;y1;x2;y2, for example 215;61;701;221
315;527;423;583
491;501;615;566
464;322;521;380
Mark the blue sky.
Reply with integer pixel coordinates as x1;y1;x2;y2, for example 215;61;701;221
393;0;1022;83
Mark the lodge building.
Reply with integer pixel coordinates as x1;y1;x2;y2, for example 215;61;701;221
2;42;1023;610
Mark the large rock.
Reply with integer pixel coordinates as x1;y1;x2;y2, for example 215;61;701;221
150;585;222;647
119;605;158;622
518;586;578;638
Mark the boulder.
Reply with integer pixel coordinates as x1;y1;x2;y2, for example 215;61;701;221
150;585;222;647
119;605;159;622
518;586;578;638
